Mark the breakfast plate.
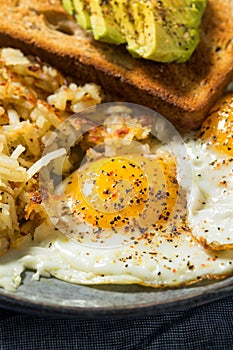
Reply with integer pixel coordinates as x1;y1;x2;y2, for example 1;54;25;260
1;98;233;319
0;20;232;317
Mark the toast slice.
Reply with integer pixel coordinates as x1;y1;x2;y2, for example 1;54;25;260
0;0;232;131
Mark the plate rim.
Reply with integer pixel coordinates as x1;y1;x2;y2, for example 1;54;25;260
1;280;233;319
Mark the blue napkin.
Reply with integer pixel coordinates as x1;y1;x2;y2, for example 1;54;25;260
1;295;233;349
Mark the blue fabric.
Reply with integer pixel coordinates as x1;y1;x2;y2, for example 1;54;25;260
0;295;233;349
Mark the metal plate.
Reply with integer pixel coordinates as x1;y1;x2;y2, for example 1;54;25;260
1;272;233;319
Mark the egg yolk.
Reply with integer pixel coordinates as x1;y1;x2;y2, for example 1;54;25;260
199;94;233;156
63;154;179;230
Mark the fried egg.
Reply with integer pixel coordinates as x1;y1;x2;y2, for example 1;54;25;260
53;143;183;248
1;99;233;292
187;94;233;250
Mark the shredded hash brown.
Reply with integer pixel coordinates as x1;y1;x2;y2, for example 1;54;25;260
0;47;102;256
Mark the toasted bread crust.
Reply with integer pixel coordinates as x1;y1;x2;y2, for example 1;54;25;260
0;0;232;131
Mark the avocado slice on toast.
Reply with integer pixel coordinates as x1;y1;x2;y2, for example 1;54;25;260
89;0;125;44
63;0;206;62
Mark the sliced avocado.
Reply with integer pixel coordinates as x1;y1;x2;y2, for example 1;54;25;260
62;0;74;16
88;0;125;45
127;0;207;63
110;0;140;57
73;0;92;30
64;0;206;63
128;0;149;58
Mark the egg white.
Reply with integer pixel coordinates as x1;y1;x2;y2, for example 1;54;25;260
186;135;233;250
1;218;233;292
